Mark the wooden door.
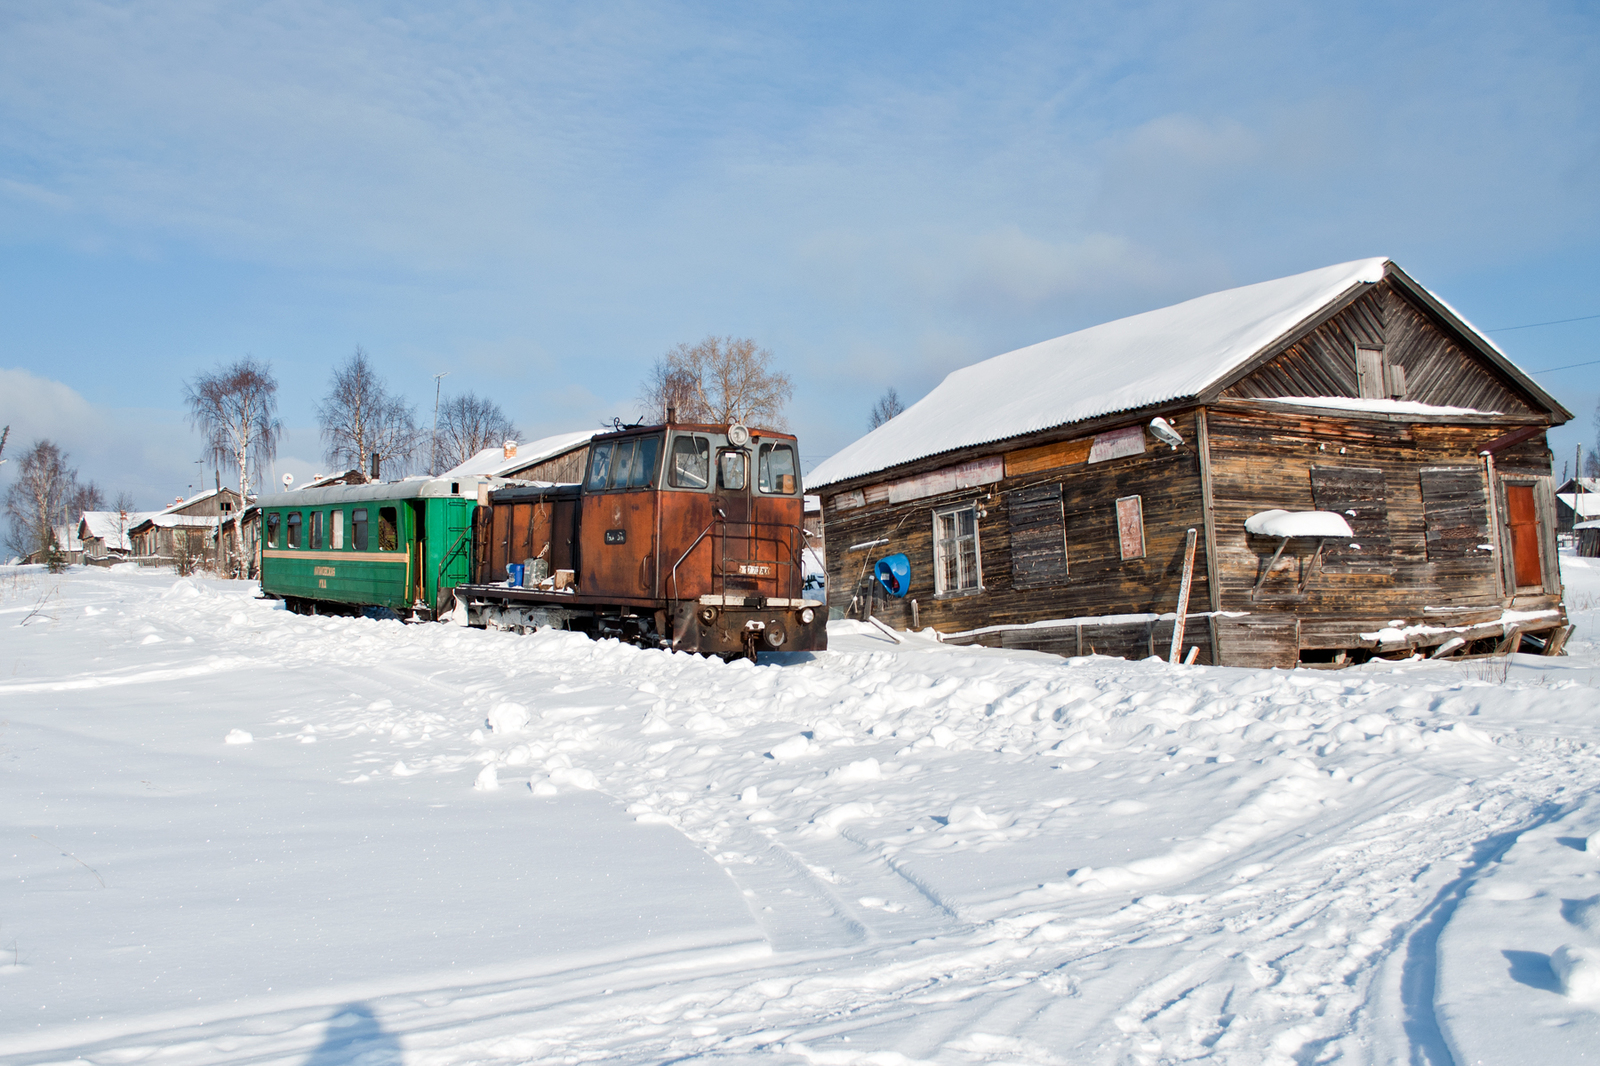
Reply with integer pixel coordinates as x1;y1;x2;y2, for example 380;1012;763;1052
1505;483;1543;589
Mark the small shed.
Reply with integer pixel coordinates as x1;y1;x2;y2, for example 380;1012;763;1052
810;258;1572;666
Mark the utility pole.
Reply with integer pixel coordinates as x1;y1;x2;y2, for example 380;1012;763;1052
430;371;450;476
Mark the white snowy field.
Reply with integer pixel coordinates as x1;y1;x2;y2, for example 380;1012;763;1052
4;562;1600;1066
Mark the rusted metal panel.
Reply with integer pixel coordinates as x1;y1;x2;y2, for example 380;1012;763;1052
579;490;658;597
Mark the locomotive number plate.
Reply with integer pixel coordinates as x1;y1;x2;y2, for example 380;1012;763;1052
314;566;336;576
604;529;627;545
738;563;774;577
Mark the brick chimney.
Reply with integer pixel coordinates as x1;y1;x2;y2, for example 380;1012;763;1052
503;439;518;460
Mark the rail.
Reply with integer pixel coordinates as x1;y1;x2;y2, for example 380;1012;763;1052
669;515;807;604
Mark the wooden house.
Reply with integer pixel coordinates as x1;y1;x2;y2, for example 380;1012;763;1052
78;510;157;563
443;431;596;484
809;258;1573;666
130;488;245;567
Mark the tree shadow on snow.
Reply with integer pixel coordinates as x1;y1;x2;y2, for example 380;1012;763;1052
303;1003;402;1066
1503;949;1561;993
1554;836;1589;851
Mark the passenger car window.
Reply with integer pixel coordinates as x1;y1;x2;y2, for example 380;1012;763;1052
266;513;280;548
718;450;747;491
670;435;710;489
758;443;798;494
352;509;368;551
332;510;344;549
310;511;324;550
286;511;302;548
587;442;614;490
378;507;398;551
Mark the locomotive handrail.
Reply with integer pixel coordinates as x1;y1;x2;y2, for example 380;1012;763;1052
669;516;808;605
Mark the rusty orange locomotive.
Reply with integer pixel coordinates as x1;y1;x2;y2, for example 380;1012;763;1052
457;420;826;659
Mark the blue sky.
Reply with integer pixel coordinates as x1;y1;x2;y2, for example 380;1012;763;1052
1;0;1597;507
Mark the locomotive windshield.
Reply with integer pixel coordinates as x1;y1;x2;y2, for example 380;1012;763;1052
757;443;798;494
588;434;664;491
670;435;710;488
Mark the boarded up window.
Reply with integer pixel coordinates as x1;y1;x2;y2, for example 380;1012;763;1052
1116;496;1145;560
1310;466;1391;572
1009;483;1067;588
1356;346;1385;400
1419;466;1491;559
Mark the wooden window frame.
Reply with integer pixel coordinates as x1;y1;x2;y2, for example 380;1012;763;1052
933;502;983;595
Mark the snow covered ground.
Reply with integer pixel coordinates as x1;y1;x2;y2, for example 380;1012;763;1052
4;559;1600;1065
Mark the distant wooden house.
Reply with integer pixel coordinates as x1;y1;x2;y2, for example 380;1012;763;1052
810;258;1573;666
1559;478;1600;557
443;431;596;485
130;488;246;567
78;510;157;563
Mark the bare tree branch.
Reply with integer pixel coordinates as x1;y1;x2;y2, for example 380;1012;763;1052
317;347;421;477
4;440;76;558
185;357;282;500
868;387;904;430
436;393;520;469
638;336;793;429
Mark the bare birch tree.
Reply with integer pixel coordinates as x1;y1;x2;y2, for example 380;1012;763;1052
435;393;520;469
317;347;420;478
639;336;793;429
868;387;905;430
4;440;76;558
185;357;282;500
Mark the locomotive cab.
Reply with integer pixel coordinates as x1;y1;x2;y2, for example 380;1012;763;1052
464;420;825;659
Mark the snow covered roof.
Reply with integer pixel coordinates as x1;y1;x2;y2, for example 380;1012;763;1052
444;430;595;478
1269;397;1502;417
808;258;1549;489
133;514;223;531
1558;492;1600;519
256;477;483;508
78;511;157;551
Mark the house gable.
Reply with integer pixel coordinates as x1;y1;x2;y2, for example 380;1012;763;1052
1218;278;1545;418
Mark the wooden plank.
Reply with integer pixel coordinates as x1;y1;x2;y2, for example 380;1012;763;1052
1196;408;1223;666
1006;437;1092;477
1168;527;1197;663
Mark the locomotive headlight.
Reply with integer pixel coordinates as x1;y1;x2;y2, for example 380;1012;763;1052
799;607;815;625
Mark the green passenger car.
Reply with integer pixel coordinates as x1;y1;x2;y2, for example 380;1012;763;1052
257;479;482;617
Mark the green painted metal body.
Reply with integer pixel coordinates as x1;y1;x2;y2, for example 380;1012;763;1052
258;482;479;615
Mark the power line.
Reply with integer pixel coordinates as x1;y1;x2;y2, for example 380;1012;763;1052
1527;357;1600;374
1488;313;1600;332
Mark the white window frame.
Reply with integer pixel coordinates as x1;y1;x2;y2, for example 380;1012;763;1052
933;503;983;594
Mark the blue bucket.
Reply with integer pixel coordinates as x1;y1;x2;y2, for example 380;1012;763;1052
506;563;524;587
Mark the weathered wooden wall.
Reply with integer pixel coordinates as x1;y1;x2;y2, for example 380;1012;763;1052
823;411;1213;662
1205;402;1560;659
1223;281;1538;416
